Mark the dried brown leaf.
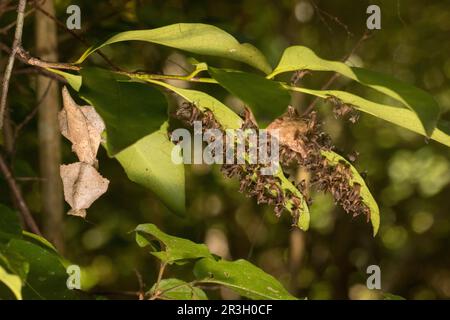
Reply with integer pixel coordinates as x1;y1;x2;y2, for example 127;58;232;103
59;86;105;166
267;118;309;158
60;162;109;218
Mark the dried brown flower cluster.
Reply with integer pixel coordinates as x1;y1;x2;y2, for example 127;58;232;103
174;102;308;224
268;107;371;221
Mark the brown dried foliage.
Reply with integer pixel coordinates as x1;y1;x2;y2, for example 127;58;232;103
174;102;307;224
268;106;370;221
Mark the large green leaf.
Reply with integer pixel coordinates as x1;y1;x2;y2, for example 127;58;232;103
149;278;208;300
79;67;168;155
320;150;380;236
7;239;78;300
76;23;272;74
271;46;440;136
194;258;297;300
0;204;21;243
208;67;291;121
135;224;213;264
288;86;450;147
115;123;185;215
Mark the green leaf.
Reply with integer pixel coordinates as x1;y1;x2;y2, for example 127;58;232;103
76;23;272;74
150;278;207;300
289;86;450;148
320;150;380;236
208;67;291;121
115;123;185;215
0;248;29;282
271;46;440;136
194;258;297;300
0;265;22;300
79;67;168;155
0;204;22;243
7;239;78;300
135;224;213;264
47;68;82;91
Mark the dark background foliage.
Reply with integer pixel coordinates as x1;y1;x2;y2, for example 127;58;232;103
1;0;449;299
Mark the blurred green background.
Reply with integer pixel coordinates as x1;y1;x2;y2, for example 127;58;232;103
1;0;450;299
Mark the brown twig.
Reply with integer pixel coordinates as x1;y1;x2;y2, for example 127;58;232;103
310;0;353;37
15;176;45;181
0;152;42;235
2;107;14;155
149;262;167;299
0;0;27;130
1;43;73;77
155;262;167;289
134;269;145;300
16;46;80;71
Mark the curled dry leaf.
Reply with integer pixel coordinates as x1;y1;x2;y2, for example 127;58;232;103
59;86;105;166
60;162;109;218
266;107;314;159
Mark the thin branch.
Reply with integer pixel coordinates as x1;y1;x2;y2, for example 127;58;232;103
15;176;45;181
16;46;80;71
0;152;42;235
155;262;167;290
0;0;27;130
148;262;168;299
3;42;218;85
0;43;68;83
310;0;353;37
2;107;14;155
128;71;218;84
134;269;145;300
